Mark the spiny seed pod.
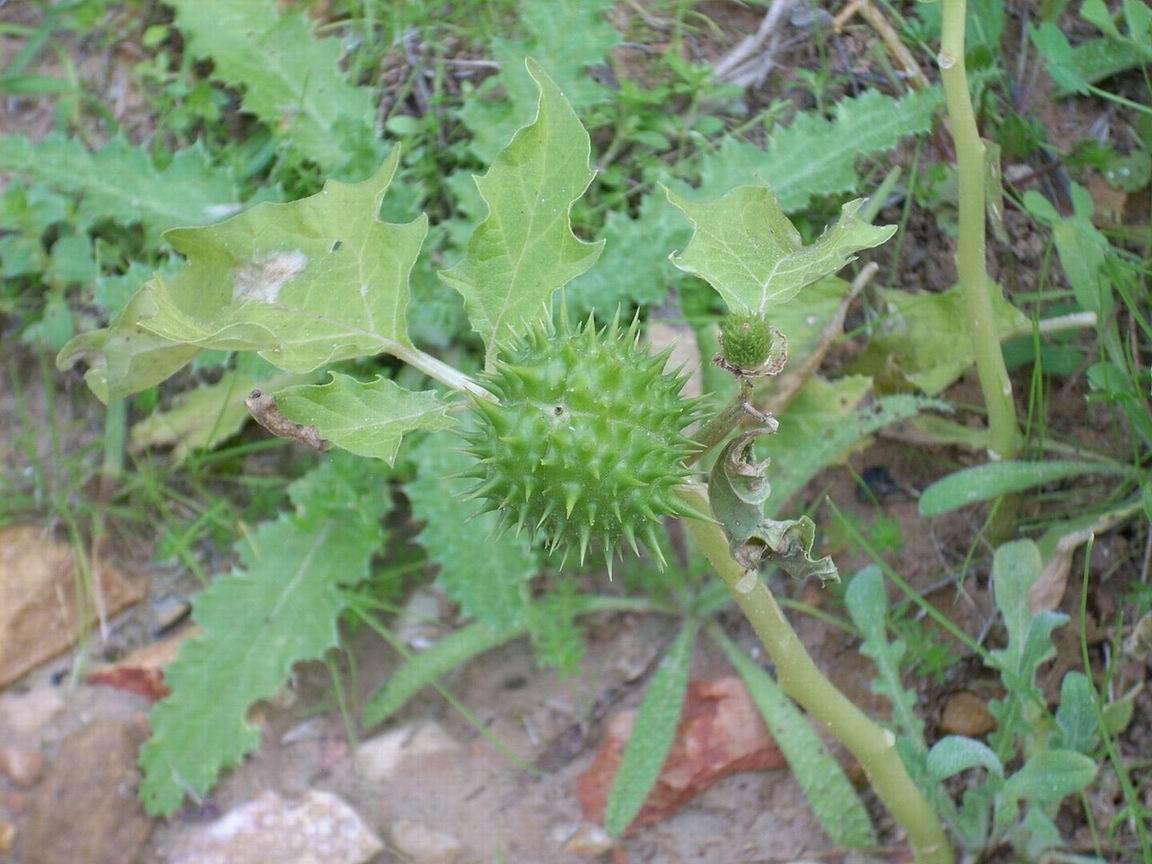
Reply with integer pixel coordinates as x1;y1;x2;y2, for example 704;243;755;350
459;313;707;573
719;314;776;370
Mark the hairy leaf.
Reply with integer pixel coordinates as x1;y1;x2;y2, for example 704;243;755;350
275;373;456;464
441;60;603;361
1055;672;1100;754
696;88;942;211
405;434;537;629
987;541;1069;758
998;750;1097;827
666;187;895;316
139;456;391;816
605;621;697;836
846;567;925;743
167;0;375;170
717;631;876;847
919;460;1128;517
0;135;243;244
362;620;520;727
926;736;1005;781
132;150;428;374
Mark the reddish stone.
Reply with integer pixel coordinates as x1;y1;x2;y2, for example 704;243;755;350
578;677;786;831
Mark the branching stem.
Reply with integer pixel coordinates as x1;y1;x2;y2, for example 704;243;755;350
679;487;954;864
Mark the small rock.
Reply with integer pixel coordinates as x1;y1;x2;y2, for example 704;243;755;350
0;688;64;743
578;677;787;831
166;790;382;864
357;722;460;784
0;820;13;854
0;525;144;686
0;746;44;787
561;822;614;856
23;721;152;864
390;818;462;864
940;691;997;737
396;589;449;650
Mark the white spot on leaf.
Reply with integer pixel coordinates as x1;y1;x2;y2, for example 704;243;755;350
233;250;309;303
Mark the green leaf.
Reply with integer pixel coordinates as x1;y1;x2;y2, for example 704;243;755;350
919;460;1129;517
765;381;945;514
716;631;877;847
1055;672;1100;754
848;285;1029;395
708;431;774;554
666;186;896;316
987;541;1069;757
405;433;537;629
1001;750;1097;815
0;135;243;245
459;0;618;162
441;59;603;361
566;191;689;318
275;373;456;464
754;517;839;583
1031;23;1092;94
56;290;199;404
138;455;391;816
845;566;925;744
696;88;942;211
926;736;1005;780
167;0;375;170
605;621;697;836
130;365;309;461
133;150;428;373
362;620;521;727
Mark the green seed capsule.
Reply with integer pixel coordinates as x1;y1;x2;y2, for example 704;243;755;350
462;314;706;572
719;314;776;370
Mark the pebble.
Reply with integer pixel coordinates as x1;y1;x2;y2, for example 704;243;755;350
390;818;462;864
0;746;44;787
0;688;64;743
356;721;460;784
939;691;997;737
165;790;382;864
22;721;152;864
561;822;614;856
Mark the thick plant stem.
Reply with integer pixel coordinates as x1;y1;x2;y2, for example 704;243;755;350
939;0;1019;462
679;487;954;864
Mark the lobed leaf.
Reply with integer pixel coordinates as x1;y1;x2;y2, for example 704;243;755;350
138;456;391;816
132;149;428;375
696;88;942;211
605;622;697;836
665;187;895;316
987;541;1069;758
405;434;537;630
716;631;877;847
167;0;376;170
0;135;244;245
441;59;603;362
275;373;456;464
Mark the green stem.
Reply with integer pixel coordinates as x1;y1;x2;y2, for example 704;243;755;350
939;0;1019;462
387;341;494;400
679;487;954;864
101;398;127;489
